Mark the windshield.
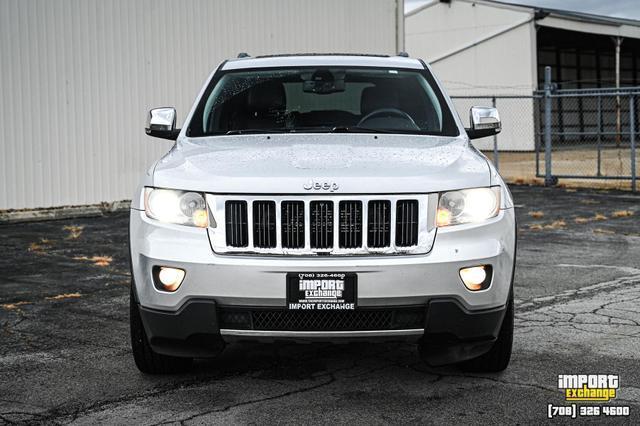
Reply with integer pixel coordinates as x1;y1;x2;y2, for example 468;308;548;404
187;67;459;137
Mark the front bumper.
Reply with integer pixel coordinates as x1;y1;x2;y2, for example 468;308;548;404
130;206;515;361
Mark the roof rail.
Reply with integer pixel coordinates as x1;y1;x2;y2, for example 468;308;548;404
254;53;391;59
397;51;409;57
237;52;250;58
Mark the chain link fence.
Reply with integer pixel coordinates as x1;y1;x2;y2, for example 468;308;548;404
451;77;639;192
537;84;638;191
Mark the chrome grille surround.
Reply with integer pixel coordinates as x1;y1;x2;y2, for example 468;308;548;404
206;194;437;256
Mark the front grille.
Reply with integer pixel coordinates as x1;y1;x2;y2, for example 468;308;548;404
310;201;334;249
225;201;248;247
396;200;419;247
218;307;425;331
217;195;430;255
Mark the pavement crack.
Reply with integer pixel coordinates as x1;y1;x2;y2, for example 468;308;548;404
517;275;640;313
154;374;337;425
404;364;559;396
23;377;223;425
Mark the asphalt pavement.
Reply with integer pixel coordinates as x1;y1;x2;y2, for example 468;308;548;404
1;185;639;424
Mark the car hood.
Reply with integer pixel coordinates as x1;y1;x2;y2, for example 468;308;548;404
152;134;490;194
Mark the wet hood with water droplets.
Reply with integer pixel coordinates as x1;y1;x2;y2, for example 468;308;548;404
152;134;490;194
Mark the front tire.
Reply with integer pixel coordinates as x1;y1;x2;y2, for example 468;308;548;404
459;291;514;372
130;284;193;374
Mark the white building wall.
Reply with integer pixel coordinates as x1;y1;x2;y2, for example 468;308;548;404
406;0;538;150
0;0;402;210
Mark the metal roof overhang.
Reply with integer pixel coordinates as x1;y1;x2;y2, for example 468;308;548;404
536;13;640;40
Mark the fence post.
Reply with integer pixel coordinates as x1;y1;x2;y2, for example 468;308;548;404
631;95;637;192
543;66;556;186
597;96;602;177
492;96;499;171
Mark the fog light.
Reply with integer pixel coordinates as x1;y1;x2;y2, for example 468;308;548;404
459;265;491;291
155;266;185;292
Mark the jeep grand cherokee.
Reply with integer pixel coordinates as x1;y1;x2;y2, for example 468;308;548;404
129;53;516;374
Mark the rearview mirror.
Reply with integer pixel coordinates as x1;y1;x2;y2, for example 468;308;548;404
146;107;180;140
466;106;501;140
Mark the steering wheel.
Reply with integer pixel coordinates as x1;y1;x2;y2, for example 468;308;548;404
357;108;419;129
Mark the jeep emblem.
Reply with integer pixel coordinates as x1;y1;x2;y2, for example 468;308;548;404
303;179;339;192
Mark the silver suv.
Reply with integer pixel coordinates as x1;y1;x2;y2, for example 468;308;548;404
129;54;516;374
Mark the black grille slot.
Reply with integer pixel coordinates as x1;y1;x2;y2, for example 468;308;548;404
253;201;276;248
225;200;248;247
281;201;305;249
218;307;425;331
395;200;419;247
367;200;391;248
339;201;362;248
310;201;334;249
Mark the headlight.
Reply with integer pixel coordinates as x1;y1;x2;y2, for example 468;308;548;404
436;187;500;227
144;188;211;228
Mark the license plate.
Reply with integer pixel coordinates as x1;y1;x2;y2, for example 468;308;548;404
287;272;357;310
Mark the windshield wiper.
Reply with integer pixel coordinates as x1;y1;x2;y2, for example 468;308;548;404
281;126;395;134
332;127;446;136
329;126;395;134
223;127;436;136
225;128;290;135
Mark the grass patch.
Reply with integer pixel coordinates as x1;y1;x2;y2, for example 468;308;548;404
28;238;53;253
1;301;30;311
73;255;113;267
45;293;82;300
611;210;634;218
528;220;566;230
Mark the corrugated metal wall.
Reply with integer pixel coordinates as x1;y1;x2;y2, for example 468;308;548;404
0;0;401;210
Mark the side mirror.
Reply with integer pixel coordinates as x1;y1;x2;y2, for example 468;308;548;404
146;107;180;140
466;106;501;140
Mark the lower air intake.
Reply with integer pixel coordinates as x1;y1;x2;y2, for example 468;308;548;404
218;307;426;331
